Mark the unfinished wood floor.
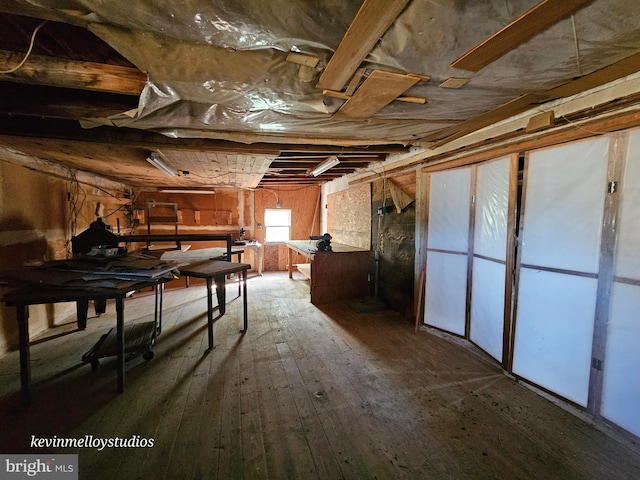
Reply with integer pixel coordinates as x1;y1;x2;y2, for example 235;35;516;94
1;272;639;480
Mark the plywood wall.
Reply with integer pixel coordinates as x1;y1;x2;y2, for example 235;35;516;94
254;186;321;271
0;161;130;354
134;190;240;234
327;183;371;249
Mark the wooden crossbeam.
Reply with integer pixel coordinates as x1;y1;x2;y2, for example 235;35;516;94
451;0;596;72
0;49;146;95
316;0;410;91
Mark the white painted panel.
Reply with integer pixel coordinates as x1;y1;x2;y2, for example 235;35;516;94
601;282;640;437
513;269;597;406
522;137;609;273
614;128;640;281
474;157;510;261
428;168;471;252
424;251;467;336
470;257;505;361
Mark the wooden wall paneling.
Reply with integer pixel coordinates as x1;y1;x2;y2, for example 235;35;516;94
255;186;321;271
587;131;628;417
0;161;129;354
135;190;239;233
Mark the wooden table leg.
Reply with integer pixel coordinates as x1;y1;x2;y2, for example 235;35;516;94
288;246;293;278
16;304;31;406
116;296;125;393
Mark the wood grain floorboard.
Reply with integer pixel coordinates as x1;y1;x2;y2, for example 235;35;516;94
0;272;639;480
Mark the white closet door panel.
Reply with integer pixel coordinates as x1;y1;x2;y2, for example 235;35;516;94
513;269;597;406
602;128;640;437
614;128;640;280
428;168;471;252
424;251;467;336
601;282;640;438
474;157;510;261
522;138;609;273
470;258;505;361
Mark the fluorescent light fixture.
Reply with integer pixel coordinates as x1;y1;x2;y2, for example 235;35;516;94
147;152;177;177
159;189;216;194
310;155;340;176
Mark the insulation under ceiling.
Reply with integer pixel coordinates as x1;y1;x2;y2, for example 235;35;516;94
1;0;639;188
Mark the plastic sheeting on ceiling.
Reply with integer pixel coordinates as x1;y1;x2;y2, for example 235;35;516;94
21;0;640;144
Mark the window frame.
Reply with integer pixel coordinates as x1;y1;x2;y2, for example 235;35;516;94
264;208;291;243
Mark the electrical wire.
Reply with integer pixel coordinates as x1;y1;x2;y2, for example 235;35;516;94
571;15;583;77
0;20;48;74
559;114;608;136
64;169;86;258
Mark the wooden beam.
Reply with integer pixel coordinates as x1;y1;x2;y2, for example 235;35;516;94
422;93;545;144
0;49;146;95
0;83;138;120
332;70;420;120
0;116;408;155
423;51;640;148
451;0;596;72
316;0;410;91
544;52;640;100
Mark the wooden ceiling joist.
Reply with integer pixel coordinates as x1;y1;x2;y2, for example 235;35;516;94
422;51;640;148
0;49;146;95
316;0;410;91
451;0;596;72
544;52;640;100
421;93;545;146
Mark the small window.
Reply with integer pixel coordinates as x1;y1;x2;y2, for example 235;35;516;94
264;209;291;242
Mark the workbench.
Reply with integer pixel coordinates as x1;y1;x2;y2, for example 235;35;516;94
284;240;372;305
0;255;176;405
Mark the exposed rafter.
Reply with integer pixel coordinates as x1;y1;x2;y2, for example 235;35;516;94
451;0;596;72
316;0;410;91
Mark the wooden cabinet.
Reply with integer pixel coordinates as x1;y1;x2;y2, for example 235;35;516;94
285;241;372;305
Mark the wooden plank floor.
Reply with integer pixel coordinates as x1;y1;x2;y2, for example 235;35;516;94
1;272;639;479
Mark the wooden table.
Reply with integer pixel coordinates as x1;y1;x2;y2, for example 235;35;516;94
2;279;166;406
177;260;251;350
285;241;372;305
